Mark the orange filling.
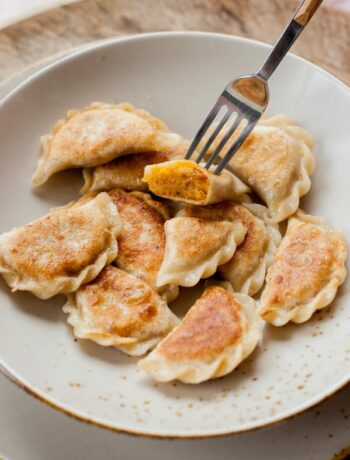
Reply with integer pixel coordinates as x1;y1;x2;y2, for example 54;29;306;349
143;161;209;202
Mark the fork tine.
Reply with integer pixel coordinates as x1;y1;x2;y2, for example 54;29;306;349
203;113;242;170
185;102;222;160
194;109;231;164
214;121;257;174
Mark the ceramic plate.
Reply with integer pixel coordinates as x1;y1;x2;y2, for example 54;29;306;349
0;32;349;438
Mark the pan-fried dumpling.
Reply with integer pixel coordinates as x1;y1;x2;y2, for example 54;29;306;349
157;216;246;287
143;159;250;205
230;117;314;223
32;102;187;186
179;202;281;295
138;285;263;383
64;266;179;356
203;116;314;222
81;149;185;194
258;210;347;326
219;203;281;295
0;192;122;299
258;115;316;150
108;189;178;302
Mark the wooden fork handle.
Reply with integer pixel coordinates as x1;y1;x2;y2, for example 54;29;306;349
294;0;323;26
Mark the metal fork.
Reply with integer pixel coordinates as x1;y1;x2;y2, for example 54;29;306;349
185;0;323;174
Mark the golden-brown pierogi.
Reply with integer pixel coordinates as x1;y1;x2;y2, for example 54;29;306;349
64;266;179;356
201;116;314;222
0;192;121;299
108;189;178;302
179;202;281;295
138;285;263;383
157;216;246;287
229;117;314;223
258;210;347;325
33;102;187;185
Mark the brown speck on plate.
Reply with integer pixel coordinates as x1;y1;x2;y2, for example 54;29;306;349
331;445;350;460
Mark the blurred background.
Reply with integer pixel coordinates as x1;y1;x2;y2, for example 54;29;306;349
0;0;349;29
0;0;76;29
1;0;350;86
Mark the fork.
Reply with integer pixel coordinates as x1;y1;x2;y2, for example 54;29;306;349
185;0;323;174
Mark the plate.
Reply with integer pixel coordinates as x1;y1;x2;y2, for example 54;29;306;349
0;32;349;438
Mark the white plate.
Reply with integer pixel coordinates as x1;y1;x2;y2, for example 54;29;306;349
0;32;349;439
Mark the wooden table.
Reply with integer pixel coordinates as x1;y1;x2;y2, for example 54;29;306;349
0;0;350;85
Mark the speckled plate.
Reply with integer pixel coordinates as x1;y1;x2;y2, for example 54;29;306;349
0;32;349;438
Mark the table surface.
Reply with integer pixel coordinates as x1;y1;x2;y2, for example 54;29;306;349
0;0;349;29
1;0;350;86
0;0;78;29
0;1;350;459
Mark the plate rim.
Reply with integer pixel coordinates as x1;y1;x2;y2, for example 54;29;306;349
2;30;350;106
0;30;349;439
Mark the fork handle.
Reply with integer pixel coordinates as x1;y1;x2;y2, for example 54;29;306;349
257;0;323;81
295;0;323;26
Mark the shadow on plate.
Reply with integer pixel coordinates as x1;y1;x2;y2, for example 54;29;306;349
31;169;83;207
0;278;65;322
170;283;205;318
74;331;139;367
138;342;263;402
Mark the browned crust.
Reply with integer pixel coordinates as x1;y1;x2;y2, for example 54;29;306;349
261;220;343;311
0;195;114;279
158;286;242;361
180;202;267;278
108;189;166;286
227;205;266;260
75;266;158;335
218;205;268;284
166;217;236;262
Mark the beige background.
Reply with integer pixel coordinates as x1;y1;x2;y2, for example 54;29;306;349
0;0;347;30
